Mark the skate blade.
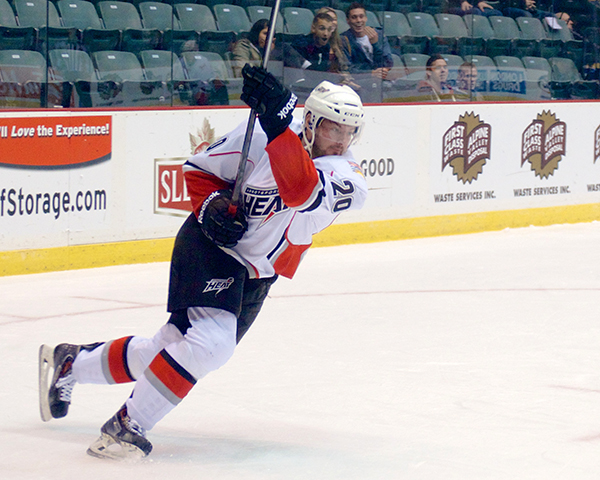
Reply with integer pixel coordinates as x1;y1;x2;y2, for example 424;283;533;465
38;344;54;422
87;433;146;461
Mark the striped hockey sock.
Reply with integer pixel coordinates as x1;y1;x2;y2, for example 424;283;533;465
126;348;197;430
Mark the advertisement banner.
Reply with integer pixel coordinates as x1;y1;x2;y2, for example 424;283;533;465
0;116;111;167
154;158;192;217
2;103;600;258
0;114;112;251
428;104;600;215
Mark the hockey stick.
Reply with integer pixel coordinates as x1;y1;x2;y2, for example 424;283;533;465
229;0;282;215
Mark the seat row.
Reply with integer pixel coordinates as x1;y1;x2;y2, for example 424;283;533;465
0;48;237;83
393;52;585;84
1;48;597;107
386;52;599;100
3;48;574;87
0;47;241;107
0;0;307;34
0;0;289;54
0;0;421;13
383;12;584;68
0;47;589;88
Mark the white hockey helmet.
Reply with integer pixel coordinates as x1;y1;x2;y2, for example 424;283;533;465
302;81;364;154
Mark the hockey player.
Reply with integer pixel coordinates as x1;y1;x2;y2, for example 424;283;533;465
39;65;368;460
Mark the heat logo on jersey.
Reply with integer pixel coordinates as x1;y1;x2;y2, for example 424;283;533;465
203;277;234;295
244;186;289;227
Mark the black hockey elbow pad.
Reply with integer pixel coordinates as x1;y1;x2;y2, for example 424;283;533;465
198;190;248;248
241;64;297;143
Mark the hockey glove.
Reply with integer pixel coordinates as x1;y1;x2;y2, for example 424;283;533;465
241;64;298;143
198;190;248;248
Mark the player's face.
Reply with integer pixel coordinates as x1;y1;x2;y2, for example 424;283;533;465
428;59;448;86
347;8;367;36
312;119;356;157
312;19;335;46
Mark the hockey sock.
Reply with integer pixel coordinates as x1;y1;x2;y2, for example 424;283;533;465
126;349;196;431
72;325;185;385
73;337;135;384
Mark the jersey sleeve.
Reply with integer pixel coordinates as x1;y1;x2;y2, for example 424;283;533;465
182;122;266;217
183;169;231;217
264;128;322;210
183;120;270;183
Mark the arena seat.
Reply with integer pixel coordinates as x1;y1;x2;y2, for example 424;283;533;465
282;7;313;35
212;4;251;35
93;50;146;81
246;6;284;33
49;49;96;82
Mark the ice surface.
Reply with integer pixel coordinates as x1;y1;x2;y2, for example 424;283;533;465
1;222;600;479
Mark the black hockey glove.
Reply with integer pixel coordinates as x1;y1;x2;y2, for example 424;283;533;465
198;190;248;248
241;64;298;143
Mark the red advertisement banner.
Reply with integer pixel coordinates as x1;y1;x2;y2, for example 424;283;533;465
0;116;112;168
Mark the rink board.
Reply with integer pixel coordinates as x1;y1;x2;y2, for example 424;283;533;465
1;102;600;275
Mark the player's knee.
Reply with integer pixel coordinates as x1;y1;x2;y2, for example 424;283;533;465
183;307;237;378
128;324;184;379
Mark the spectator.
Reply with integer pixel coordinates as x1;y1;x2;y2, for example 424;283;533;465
340;2;393;79
556;11;575;28
417;54;457;102
292;12;348;72
455;61;485;101
447;0;503;17
315;7;350;73
554;11;584;38
500;0;553;19
231;19;274;77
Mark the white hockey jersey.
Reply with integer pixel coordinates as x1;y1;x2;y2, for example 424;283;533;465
183;118;367;279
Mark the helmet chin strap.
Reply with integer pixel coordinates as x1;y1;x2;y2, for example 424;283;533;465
302;112;321;158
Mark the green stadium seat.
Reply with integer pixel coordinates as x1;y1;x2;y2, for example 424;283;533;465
175;4;217;32
140;49;186;81
212;4;252;35
282;7;313;35
49;48;96;82
0;0;35;50
138;2;178;31
246;6;284;33
0;49;46;82
93;50;146;81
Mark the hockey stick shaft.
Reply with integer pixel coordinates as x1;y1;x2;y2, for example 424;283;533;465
229;0;282;214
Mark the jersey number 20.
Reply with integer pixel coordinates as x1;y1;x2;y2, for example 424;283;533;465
331;179;355;213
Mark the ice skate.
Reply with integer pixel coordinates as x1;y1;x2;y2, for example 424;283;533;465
87;404;153;460
39;342;101;422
